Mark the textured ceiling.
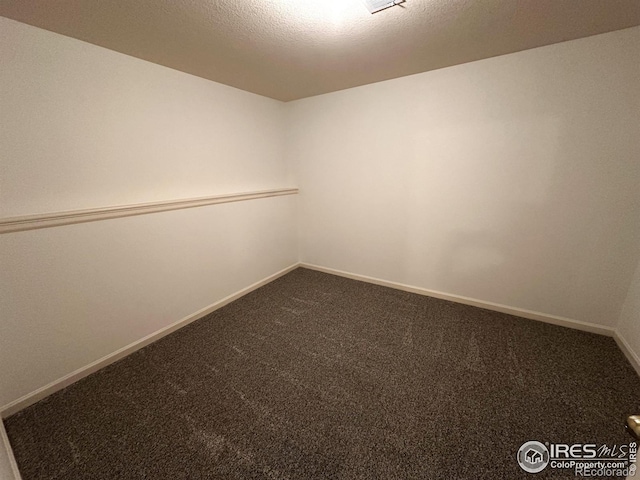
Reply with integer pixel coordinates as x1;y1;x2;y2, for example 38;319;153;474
1;0;639;101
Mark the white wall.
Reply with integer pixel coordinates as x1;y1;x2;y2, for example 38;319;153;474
618;258;640;367
287;27;640;328
0;17;296;409
0;18;294;216
0;450;14;480
0;423;19;480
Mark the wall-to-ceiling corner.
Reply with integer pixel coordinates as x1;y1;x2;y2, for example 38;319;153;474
0;16;298;412
286;26;640;332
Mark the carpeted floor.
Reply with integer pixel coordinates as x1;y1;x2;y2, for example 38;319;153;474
5;267;640;479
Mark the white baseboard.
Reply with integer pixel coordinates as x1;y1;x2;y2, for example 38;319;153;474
0;263;300;419
0;260;620;416
300;263;615;337
0;420;21;480
614;331;640;378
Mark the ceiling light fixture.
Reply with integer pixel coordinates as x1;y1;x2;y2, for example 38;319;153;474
362;0;405;14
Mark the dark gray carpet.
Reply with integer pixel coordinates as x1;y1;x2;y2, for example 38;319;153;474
5;267;640;479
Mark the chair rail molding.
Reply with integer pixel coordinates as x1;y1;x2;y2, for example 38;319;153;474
0;188;299;234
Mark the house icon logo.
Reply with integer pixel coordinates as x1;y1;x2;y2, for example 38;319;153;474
526;449;542;463
517;441;550;473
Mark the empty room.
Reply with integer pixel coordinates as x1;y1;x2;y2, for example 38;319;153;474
1;0;640;478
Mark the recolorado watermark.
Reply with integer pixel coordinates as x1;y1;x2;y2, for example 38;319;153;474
517;441;637;476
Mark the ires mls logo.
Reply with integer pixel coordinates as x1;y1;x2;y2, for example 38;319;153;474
549;443;601;458
517;441;638;477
